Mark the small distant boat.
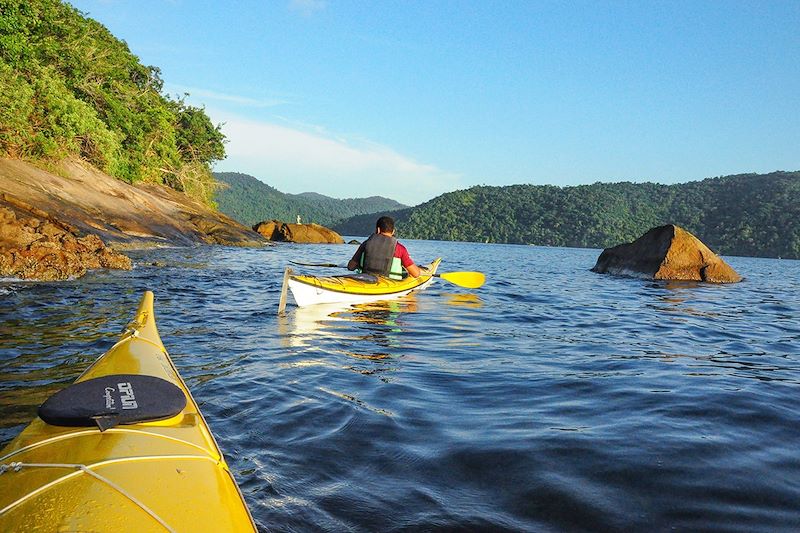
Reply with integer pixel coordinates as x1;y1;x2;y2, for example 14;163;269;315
0;291;256;532
285;258;442;307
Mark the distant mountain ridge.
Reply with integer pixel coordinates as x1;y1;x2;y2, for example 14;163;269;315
332;171;800;259
213;172;407;227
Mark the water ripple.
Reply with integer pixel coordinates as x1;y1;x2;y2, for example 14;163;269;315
1;245;799;530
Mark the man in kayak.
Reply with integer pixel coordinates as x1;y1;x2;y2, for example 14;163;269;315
347;216;422;279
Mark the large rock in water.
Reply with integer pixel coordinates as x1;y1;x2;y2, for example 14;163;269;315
253;220;344;244
592;224;742;283
0;203;131;280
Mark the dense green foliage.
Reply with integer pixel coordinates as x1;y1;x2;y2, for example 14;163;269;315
214;172;407;227
0;0;225;205
333;172;800;259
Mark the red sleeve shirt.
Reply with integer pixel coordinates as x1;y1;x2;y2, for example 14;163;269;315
395;242;414;268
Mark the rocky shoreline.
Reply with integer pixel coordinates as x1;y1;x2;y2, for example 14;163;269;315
0;201;131;281
0;157;268;280
0;157;357;280
3;157;742;285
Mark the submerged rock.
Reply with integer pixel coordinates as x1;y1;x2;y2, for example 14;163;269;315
592;224;741;283
0;204;131;281
253;220;344;244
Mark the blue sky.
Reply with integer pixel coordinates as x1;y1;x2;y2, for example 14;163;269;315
69;0;799;206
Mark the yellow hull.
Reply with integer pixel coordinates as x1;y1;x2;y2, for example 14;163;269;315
0;292;255;532
288;258;442;307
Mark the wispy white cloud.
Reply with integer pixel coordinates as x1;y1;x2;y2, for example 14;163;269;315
210;111;462;206
164;83;288;109
288;0;326;16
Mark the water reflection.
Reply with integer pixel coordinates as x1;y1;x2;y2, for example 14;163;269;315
343;299;420;352
641;281;726;319
277;298;422;383
442;292;484;309
4;245;800;531
279;299;420;345
347;299;418;326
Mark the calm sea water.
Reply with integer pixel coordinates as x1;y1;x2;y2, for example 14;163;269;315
1;241;799;531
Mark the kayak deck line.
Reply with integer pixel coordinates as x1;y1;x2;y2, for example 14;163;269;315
1;460;177;532
0;425;223;464
1;451;231;500
0;291;256;531
0;443;236;520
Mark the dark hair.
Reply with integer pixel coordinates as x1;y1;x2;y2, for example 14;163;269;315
376;216;395;233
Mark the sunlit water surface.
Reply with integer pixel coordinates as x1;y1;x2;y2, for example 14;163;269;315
1;241;799;531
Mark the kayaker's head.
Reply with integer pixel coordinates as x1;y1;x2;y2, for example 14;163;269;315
375;216;395;236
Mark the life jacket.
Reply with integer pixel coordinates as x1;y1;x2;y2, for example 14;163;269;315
359;233;404;280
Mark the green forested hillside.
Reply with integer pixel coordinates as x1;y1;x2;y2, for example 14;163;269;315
0;0;224;205
333;172;800;259
214;172;407;227
293;192;407;222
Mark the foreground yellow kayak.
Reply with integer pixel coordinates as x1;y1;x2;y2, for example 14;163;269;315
286;258;442;307
0;291;256;532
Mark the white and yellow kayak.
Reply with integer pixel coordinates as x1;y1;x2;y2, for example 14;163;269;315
286;258;442;307
0;291;256;532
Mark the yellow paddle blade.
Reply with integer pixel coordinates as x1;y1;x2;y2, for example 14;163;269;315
436;271;486;289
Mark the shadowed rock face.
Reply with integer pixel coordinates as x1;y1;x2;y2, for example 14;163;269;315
253;220;344;244
592;224;742;283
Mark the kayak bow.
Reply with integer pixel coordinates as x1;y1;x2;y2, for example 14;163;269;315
0;291;256;532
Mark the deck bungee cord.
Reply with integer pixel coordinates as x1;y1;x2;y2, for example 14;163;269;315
1;460;177;532
0;291;256;532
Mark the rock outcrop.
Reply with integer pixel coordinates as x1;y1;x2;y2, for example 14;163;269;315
0;203;131;281
0;156;271;280
253;220;344;244
592;224;742;283
0;157;266;248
